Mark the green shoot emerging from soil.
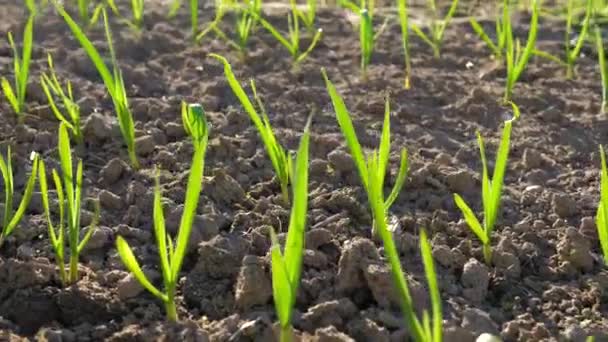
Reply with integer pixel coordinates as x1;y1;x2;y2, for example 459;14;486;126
116;103;209;322
198;1;259;59
468;0;509;61
340;0;387;77
533;0;591;79
107;0;144;31
0;148;39;248
596;26;607;114
453;103;519;266
596;145;608;265
252;7;322;65
410;0;459;58
290;0;316;33
211;54;293;204
40;54;83;146
322;69;408;222
503;0;539;103
55;6;139;169
169;0;200;39
1;14;34;121
269;118;311;342
39;123;100;285
397;0;411;88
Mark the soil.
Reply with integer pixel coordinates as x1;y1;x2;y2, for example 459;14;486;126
0;0;608;341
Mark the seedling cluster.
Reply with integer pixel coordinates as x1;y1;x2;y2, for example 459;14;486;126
1;1;607;341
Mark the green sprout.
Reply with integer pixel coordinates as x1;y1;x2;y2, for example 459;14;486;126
469;0;509;61
397;0;411;89
198;1;259;59
596;26;607;114
0;148;39;248
170;0;200;39
1;14;34;122
410;0;459;58
211;54;293;204
269;119;311;342
324;70;442;342
503;0;539;103
453;103;520;266
596;145;608;265
533;0;592;79
39;123;99;285
322;69;408;229
40;53;83;146
76;0;104;28
290;0;316;33
252;7;323;65
116;103;209;322
55;5;139;169
340;0;387;77
107;0;144;31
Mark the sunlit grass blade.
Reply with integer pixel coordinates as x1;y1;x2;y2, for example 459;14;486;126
410;0;458;58
1;14;34;121
597;145;608;264
269;118;310;341
397;0;411;88
210;54;292;203
597;26;607;114
0;150;38;247
419;229;442;342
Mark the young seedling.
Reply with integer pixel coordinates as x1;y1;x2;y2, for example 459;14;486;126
322;70;408;223
397;0;411;88
596;145;608;265
198;2;258;59
39;123;99;285
469;0;509;61
211;54;293;204
453;103;519;266
252;7;323;65
596;26;607;114
55;5;139;169
107;0;145;31
324;70;440;342
503;0;539;103
40;54;83;146
0;148;39;248
533;0;592;79
168;0;200;39
116;103;209;322
339;0;387;77
1;14;34;121
290;0;316;33
410;0;459;58
269;119;311;342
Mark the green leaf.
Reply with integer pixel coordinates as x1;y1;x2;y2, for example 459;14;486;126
377;97;391;187
253;14;296;57
18;15;34;107
486;118;514;235
1;78;19;113
453;194;487;244
419;229;442;342
269;228;293;327
77;200;99;254
469;17;501;56
116;236;167;301
598;145;608;264
411;23;435;52
384;148;408;211
321;69;368;189
282;118;310;294
4;153;38;237
170;120;207;283
152;169;172;286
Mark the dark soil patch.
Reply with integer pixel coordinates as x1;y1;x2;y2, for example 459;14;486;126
0;1;608;341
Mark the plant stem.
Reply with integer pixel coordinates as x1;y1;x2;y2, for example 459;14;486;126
128;149;140;170
281;183;290;206
482;244;492;265
69;253;78;283
165;298;178;322
566;63;574;80
280;325;293;342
